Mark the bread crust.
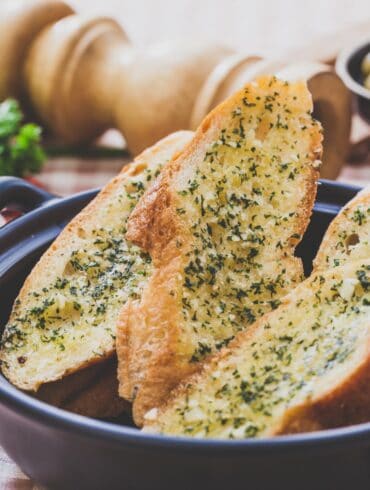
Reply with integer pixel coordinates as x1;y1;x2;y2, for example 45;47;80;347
118;76;322;425
273;349;370;435
63;357;130;419
35;361;106;407
1;130;193;391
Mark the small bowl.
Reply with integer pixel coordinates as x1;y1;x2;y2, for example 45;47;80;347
336;40;370;122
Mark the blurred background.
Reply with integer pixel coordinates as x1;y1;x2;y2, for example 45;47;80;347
0;0;369;200
69;0;368;57
51;0;370;192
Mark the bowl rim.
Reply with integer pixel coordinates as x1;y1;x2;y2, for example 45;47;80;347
336;39;370;100
2;375;370;453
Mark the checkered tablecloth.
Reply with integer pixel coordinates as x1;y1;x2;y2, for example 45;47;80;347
37;154;128;196
22;117;370;197
35;157;370;197
0;451;33;490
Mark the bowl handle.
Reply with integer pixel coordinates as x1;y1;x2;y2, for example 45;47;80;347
0;177;57;227
0;177;56;211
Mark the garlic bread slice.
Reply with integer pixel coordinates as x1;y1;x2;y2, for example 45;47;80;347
0;131;193;391
118;76;322;424
144;260;370;438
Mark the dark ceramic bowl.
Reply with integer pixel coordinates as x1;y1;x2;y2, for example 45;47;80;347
0;177;369;490
336;40;370;121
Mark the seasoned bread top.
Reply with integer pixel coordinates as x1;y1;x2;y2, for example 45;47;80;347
0;131;193;391
144;259;370;438
314;185;370;270
118;76;322;424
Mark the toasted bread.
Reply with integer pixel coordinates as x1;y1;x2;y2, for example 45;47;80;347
314;185;370;270
117;76;322;424
0;131;193;392
144;260;370;438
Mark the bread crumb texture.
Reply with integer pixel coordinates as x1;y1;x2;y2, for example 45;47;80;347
314;186;370;271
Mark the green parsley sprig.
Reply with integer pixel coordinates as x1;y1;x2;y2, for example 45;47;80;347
0;98;45;177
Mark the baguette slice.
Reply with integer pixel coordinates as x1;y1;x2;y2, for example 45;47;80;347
0;131;193;392
117;76;322;424
144;259;370;438
314;185;370;271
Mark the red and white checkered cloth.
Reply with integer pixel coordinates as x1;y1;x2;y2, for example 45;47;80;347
0;448;35;489
37;155;128;196
32;118;370;196
36;156;369;197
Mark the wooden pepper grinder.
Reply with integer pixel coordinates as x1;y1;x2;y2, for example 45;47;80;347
0;0;352;178
0;0;234;155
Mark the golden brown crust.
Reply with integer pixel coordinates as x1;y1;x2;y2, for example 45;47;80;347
63;358;130;419
35;361;106;408
118;76;322;425
118;146;197;410
117;255;195;409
